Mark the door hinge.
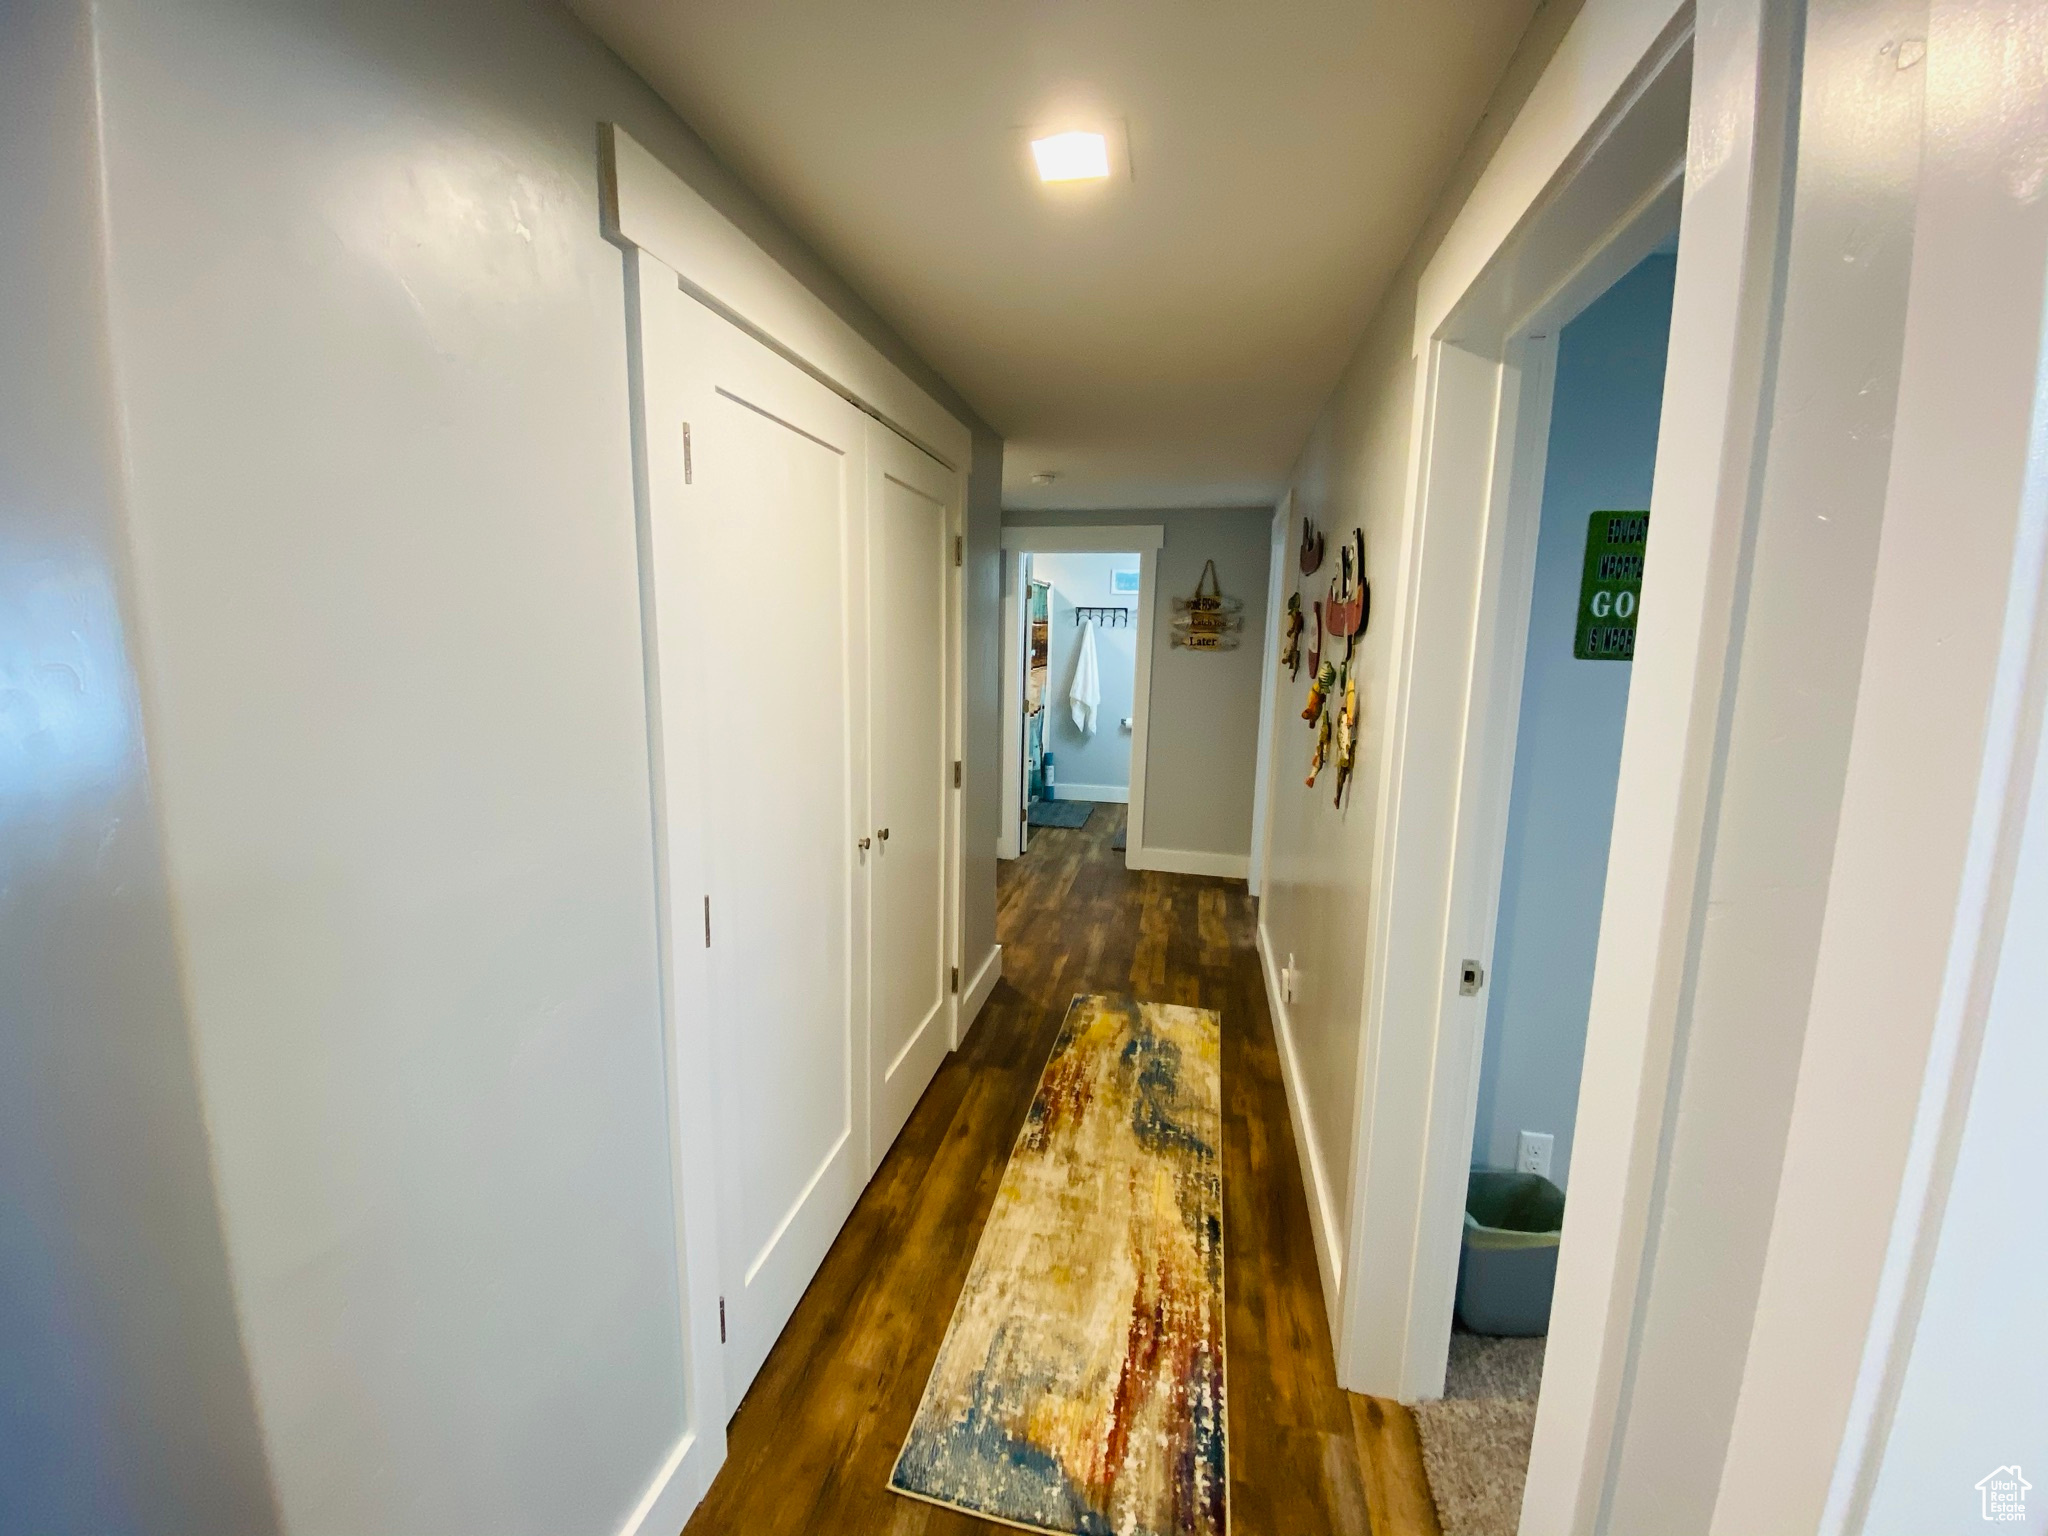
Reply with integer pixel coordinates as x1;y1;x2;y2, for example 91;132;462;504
953;535;963;568
703;895;712;949
682;422;693;484
718;1296;726;1343
953;759;962;788
1458;959;1485;996
950;965;960;994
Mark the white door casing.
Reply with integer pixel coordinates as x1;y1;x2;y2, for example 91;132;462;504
867;427;957;1159
607;127;971;1531
642;279;869;1411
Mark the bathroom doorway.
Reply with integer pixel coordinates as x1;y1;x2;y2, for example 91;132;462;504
999;528;1161;864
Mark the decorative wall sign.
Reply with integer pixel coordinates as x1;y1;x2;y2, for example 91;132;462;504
1302;657;1334;725
1332;662;1358;807
1307;693;1332;786
1325;529;1369;650
1299;516;1326;576
1280;592;1305;677
1170;559;1244;650
1575;510;1648;660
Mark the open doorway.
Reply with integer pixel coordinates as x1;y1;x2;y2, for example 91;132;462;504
1415;242;1681;1525
1000;526;1163;864
1006;550;1143;853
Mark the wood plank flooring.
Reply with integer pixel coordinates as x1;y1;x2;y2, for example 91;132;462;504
680;804;1372;1535
1350;1395;1445;1536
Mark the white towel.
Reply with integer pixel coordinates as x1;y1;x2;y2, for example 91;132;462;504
1069;618;1102;735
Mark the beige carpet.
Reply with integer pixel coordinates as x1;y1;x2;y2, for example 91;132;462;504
1410;1335;1545;1536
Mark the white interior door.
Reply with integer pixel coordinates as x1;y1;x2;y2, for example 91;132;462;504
866;427;955;1158
640;278;870;1411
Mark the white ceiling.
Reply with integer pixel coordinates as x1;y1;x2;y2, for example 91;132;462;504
571;0;1541;510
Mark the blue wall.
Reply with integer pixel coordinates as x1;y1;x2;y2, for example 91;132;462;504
1471;251;1676;1187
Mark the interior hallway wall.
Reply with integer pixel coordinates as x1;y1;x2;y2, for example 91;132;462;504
1471;251;1676;1188
1005;508;1274;866
0;6;278;1532
8;1;1000;1532
1033;552;1139;799
1253;0;1588;1306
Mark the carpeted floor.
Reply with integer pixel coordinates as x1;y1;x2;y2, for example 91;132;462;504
1410;1334;1546;1536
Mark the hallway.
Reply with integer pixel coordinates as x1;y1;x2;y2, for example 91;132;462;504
683;807;1368;1534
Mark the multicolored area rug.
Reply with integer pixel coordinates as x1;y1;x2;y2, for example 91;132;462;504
891;994;1228;1536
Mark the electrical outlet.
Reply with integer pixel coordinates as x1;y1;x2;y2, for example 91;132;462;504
1516;1131;1555;1178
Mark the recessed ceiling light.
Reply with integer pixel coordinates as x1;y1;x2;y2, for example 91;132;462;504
1029;131;1110;183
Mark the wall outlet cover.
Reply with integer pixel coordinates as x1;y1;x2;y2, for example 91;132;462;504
1516;1131;1555;1178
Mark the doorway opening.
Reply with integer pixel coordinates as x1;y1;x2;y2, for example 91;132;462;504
1015;551;1141;849
999;525;1164;864
1417;240;1681;1526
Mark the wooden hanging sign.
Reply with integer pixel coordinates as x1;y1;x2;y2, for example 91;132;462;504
1171;558;1244;650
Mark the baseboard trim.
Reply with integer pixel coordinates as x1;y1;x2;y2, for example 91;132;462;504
1127;845;1250;880
960;944;1002;1038
1052;783;1130;803
613;1425;717;1536
1256;920;1344;1326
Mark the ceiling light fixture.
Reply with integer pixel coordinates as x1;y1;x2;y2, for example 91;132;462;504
1029;130;1110;183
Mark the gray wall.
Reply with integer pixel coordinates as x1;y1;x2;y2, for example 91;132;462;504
1007;508;1273;862
3;1;998;1531
1034;552;1140;796
1471;251;1675;1188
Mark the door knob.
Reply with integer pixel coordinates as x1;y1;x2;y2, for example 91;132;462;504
877;828;890;843
858;837;871;852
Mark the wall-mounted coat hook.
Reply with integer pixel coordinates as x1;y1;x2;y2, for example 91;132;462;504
1074;605;1132;627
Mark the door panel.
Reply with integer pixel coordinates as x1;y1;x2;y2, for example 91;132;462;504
868;430;954;1156
642;282;869;1410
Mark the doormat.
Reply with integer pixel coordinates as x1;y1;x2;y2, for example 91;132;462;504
1028;798;1093;829
891;994;1227;1536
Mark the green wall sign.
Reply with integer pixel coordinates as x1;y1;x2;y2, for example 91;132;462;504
1575;510;1648;661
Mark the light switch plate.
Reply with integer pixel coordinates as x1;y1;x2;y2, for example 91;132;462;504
1516;1131;1555;1178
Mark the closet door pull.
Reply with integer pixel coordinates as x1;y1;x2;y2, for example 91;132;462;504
858;836;871;853
877;828;890;843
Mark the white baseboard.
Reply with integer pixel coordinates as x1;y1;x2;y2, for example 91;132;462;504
1127;845;1250;880
1256;920;1344;1329
960;944;1002;1038
613;1426;718;1536
1053;782;1130;803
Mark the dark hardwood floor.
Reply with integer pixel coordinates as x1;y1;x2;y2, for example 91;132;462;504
681;804;1373;1535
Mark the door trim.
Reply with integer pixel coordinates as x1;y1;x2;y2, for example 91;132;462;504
602;124;970;472
614;192;970;1523
1000;526;1164;870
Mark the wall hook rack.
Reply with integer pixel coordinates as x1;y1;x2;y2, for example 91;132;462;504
1074;606;1131;627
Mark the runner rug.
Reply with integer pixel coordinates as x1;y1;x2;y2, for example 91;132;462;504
891;993;1227;1536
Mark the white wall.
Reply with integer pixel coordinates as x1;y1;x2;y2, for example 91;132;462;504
1472;252;1674;1187
1033;552;1139;797
0;7;278;1531
1250;0;1589;1316
4;1;999;1532
1599;0;1927;1520
1005;508;1273;864
1863;710;2048;1532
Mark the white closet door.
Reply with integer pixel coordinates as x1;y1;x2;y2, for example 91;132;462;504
866;427;956;1158
640;278;870;1410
